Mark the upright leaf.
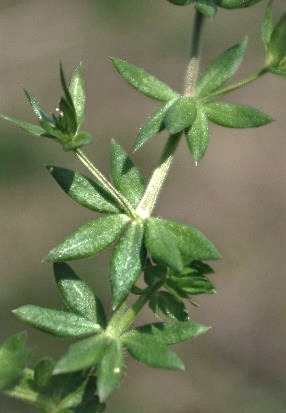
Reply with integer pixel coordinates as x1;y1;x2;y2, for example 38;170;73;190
69;64;86;126
136;321;210;345
111;222;144;308
134;98;176;151
164;97;197;134
97;340;125;402
45;214;129;262
145;218;183;271
54;263;103;322
54;334;108;374
195;37;248;97
206;102;272;128
13;305;101;338
0;332;30;389
112;57;178;102
110;140;145;208
185;105;209;162
261;1;273;51
268;13;286;66
122;331;185;370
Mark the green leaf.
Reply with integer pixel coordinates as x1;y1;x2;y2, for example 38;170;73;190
58;97;77;135
13;305;101;338
261;1;273;51
69;64;86;126
195;0;217;17
134;98;176;151
60;62;76;111
268;13;286;66
188;260;214;275
112;57;178;102
217;0;262;9
62;132;93;151
144;264;167;286
145;218;183;271
136;321;210;345
164;97;197;134
54;263;104;322
149;291;188;321
271;67;286;77
122;331;185;370
48;166;121;214
166;275;215;295
57;379;87;410
185;105;209;163
0;332;30;389
110;140;145;208
45;214;130;262
167;0;193;5
24;90;51;124
195;37;248;98
54;335;108;374
157;219;221;263
111;222;144;309
0;114;47;137
97;340;125;402
206;102;272;128
34;358;55;390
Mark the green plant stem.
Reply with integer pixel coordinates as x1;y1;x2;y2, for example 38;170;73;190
203;67;269;101
74;148;137;219
136;11;206;218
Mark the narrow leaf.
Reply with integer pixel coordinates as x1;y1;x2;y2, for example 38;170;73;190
217;0;262;9
54;335;108;374
57;379;87;410
268;13;286;66
166;275;215;295
206;102;272;128
111;222;144;308
97;340;125;402
122;331;185;370
151;218;221;264
145;218;183;271
262;1;273;50
110;140;145;208
0;332;30;389
195;37;248;97
164;97;197;134
134;98;176;151
149;291;188;321
13;305;101;338
24;90;52;124
69;63;86;126
48;166;121;214
45;214;129;262
0;114;47;137
54;263;103;322
60;62;75;110
185;106;209;162
112;57;178;102
136;321;210;345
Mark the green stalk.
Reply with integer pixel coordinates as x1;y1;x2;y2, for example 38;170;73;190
136;10;206;219
203;67;269;101
74;148;137;219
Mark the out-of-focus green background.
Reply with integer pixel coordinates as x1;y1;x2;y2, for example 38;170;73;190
0;1;285;412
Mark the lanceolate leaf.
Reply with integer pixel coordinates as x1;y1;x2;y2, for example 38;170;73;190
24;90;51;124
166;275;215;295
48;165;121;214
111;222;144;308
217;0;262;9
69;64;86;126
149;291;188;321
0;114;47;137
136;321;210;345
122;331;185;370
195;37;248;98
13;305;101;338
54;334;108;374
97;340;125;402
164;97;197;134
185;105;209;162
206;102;272;128
145;218;183;271
0;332;30;389
112;57;178;102
54;263;104;322
261;0;273;50
268;12;286;66
45;214;130;262
134;98;176;151
110;140;145;208
157;219;221;263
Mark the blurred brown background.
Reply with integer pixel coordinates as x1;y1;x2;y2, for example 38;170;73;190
0;1;286;412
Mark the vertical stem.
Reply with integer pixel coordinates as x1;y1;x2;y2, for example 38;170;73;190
136;10;206;218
